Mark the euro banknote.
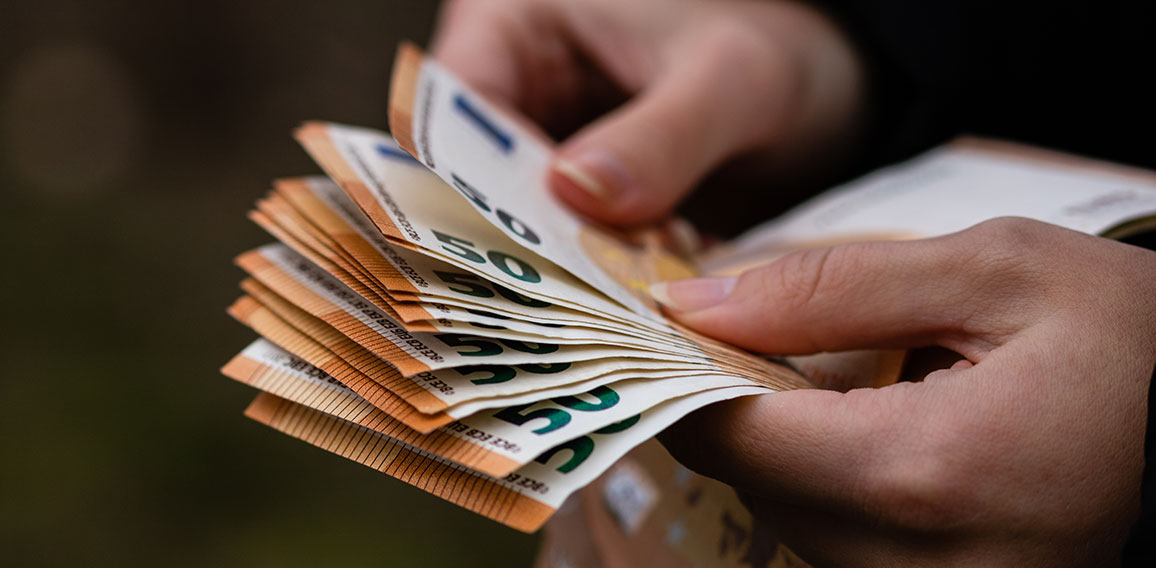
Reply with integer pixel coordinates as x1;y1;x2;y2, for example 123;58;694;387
220;47;807;533
221;42;1156;538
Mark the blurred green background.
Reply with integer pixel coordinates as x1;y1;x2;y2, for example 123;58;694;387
0;1;539;565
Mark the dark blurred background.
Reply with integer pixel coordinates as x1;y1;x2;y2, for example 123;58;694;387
0;1;540;565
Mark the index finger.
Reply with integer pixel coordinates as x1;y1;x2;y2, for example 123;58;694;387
429;0;525;104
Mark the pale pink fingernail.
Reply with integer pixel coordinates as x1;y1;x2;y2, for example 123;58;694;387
553;149;630;201
650;277;738;312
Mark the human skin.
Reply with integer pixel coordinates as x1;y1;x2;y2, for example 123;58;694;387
654;219;1156;566
430;1;1156;565
431;0;865;226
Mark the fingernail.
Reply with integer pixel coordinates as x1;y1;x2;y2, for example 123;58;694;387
650;277;738;312
553;149;629;201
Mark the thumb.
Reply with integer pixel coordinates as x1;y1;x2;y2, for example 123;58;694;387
549;33;799;226
653;224;1044;356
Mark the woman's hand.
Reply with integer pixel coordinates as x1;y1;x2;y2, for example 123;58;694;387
431;0;864;226
654;218;1156;566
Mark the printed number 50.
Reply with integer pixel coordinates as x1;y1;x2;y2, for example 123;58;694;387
432;230;541;283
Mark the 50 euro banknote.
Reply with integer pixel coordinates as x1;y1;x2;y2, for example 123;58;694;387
223;40;1156;542
232;339;767;532
222;229;807;533
219;44;841;534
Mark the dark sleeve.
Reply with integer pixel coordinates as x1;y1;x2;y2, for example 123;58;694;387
818;0;1156;171
1121;362;1156;565
1122;230;1156;566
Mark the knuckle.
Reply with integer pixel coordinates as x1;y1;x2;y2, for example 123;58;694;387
688;15;803;140
698;17;798;87
866;457;966;531
697;17;773;59
685;16;796;92
960;216;1051;262
947;217;1038;272
942;217;1057;329
860;412;978;532
760;245;853;316
780;247;829;304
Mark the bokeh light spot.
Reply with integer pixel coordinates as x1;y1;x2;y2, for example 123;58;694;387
2;44;145;199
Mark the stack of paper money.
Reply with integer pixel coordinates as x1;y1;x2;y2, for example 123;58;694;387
222;44;808;533
223;42;1156;538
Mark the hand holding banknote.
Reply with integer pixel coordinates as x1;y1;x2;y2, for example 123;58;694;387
657;218;1156;565
431;0;864;225
208;0;1156;561
428;0;1156;564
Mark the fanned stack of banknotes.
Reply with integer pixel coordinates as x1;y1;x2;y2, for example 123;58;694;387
222;43;1156;544
222;44;808;533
